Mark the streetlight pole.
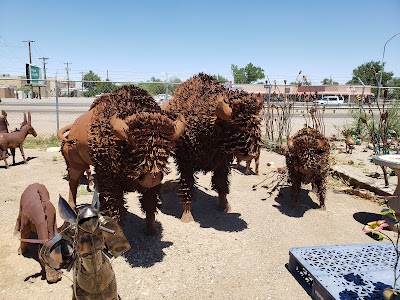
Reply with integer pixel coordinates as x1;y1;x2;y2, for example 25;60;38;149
377;32;400;100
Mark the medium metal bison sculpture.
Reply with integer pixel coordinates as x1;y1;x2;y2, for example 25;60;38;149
57;85;185;235
285;126;330;209
162;73;263;222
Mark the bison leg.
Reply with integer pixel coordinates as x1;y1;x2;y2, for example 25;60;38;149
235;158;242;169
254;153;260;175
140;186;161;236
315;178;327;210
67;165;86;208
211;162;231;212
179;169;195;223
245;160;251;175
85;168;93;192
290;178;301;208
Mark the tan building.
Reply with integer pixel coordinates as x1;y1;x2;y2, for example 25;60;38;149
238;83;373;102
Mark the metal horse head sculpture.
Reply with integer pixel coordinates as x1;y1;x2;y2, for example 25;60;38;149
40;191;130;300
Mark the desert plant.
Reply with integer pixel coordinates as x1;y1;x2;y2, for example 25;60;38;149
362;206;400;299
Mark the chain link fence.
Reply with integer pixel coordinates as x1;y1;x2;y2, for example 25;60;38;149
0;77;399;140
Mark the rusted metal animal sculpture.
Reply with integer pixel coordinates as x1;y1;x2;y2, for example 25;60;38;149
342;129;356;154
49;192;130;300
0;110;9;133
162;73;263;222
285;127;330;209
234;146;261;175
0;112;37;168
57;85;185;235
14;183;62;283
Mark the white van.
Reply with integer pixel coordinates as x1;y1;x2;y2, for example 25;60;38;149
315;95;344;106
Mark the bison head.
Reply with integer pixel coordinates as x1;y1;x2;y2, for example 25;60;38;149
110;112;186;188
214;92;263;158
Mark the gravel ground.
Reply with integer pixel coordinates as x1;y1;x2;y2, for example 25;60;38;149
0;148;383;300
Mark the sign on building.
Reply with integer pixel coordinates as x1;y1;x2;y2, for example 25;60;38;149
25;64;42;85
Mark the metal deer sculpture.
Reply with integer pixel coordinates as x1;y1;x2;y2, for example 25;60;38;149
0;112;37;168
41;191;130;300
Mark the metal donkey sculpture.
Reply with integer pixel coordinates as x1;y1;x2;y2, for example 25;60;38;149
40;191;130;300
0;112;37;168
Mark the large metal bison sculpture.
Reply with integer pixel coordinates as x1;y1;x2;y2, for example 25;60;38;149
162;73;263;222
57;85;185;235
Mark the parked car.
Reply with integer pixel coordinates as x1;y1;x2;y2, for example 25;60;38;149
153;94;172;105
314;95;344;106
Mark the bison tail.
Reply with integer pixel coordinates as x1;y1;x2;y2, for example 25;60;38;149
57;124;73;142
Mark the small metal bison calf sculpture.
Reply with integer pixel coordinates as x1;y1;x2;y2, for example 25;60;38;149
162;73;263;222
14;183;62;283
285;127;330;209
234;147;261;175
57;85;185;235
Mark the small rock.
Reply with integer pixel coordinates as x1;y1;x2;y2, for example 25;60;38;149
348;160;354;165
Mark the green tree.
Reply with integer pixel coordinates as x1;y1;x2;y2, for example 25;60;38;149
321;78;339;85
82;71;101;90
346;61;393;86
231;63;265;84
137;77;166;96
387;78;400;99
212;74;228;84
96;79;118;94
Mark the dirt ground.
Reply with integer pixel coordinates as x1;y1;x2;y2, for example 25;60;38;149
0;147;387;300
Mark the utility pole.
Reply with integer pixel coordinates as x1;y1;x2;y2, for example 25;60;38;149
23;40;35;98
64;62;71;96
81;71;84;95
38;57;49;97
106;70;109;81
22;40;35;64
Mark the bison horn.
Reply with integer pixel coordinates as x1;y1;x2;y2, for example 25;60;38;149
110;114;129;140
316;139;327;149
287;137;293;149
165;113;186;141
215;99;232;121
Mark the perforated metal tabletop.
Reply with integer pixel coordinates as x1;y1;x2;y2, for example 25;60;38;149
287;243;400;299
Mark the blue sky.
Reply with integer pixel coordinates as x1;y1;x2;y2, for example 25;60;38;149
1;0;399;84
